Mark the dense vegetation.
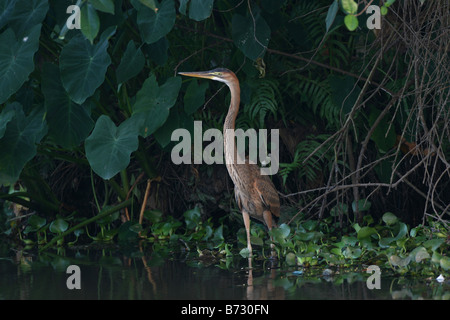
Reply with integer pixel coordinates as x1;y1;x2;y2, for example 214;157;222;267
0;0;448;276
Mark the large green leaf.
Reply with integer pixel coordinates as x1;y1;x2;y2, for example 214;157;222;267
0;103;47;186
0;24;41;104
81;2;100;43
8;0;49;37
42;63;94;148
116;40;145;84
232;5;271;61
179;0;214;21
60;27;115;105
0;0;15;30
183;79;208;115
90;0;115;14
85;115;139;180
133;0;176;44
132;75;182;137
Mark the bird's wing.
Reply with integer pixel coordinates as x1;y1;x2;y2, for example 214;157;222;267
253;178;280;217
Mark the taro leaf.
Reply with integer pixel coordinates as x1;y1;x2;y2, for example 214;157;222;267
179;0;214;21
60;27;116;105
0;24;41;104
0;0;16;30
183;80;209;115
138;0;157;10
0;103;47;186
81;2;100;43
132;75;181;137
325;0;339;33
357;226;377;240
90;0;115;14
50;218;69;234
133;0;176;44
382;212;398;225
232;4;271;61
116;40;145;84
42;63;94;148
8;0;49;37
85;115;139;180
0;108;14;139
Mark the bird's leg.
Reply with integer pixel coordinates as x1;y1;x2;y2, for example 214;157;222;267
263;210;276;258
242;210;252;257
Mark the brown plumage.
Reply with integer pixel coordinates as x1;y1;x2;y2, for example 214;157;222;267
179;68;280;255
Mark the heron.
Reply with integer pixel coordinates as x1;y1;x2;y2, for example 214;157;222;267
178;68;280;256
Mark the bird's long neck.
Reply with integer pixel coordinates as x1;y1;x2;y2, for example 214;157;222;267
223;79;241;179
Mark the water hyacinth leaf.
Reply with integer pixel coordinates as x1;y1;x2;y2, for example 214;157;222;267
133;0;176;44
0;103;47;185
42;63;94;148
132;75;181;137
389;255;411;267
50;219;69;234
24;215;46;233
423;238;444;251
116;40;145;84
0;24;41;104
440;257;450;271
8;0;49;37
85;115;140;180
60;27;115;104
232;5;271;61
414;247;430;263
90;0;115;14
382;212;398;225
81;2;100;43
357;226;377;240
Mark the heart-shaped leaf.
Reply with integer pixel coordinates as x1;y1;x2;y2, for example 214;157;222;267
0;103;47;185
116;40;145;84
60;28;115;104
85;115;140;180
42;63;94;148
132;75;181;137
0;24;41;104
50;218;69;234
133;0;176;44
232;4;271;61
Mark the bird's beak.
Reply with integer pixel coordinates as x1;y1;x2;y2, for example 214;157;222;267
178;71;217;80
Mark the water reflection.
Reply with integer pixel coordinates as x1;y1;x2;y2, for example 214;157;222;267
0;245;448;300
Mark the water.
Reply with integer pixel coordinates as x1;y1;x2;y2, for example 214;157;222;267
0;245;448;300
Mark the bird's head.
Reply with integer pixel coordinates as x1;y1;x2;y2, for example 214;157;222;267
178;68;237;86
